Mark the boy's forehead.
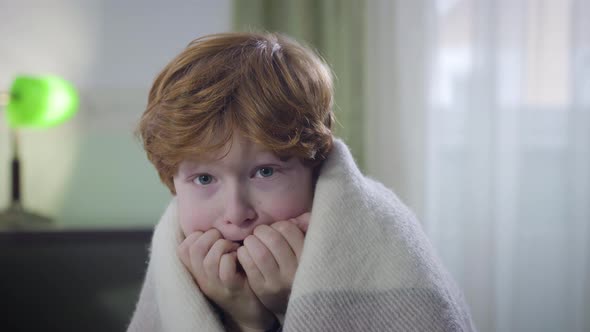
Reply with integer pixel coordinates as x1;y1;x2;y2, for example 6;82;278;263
180;141;290;166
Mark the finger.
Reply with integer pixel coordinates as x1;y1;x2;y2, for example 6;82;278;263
188;229;222;275
237;245;265;287
243;233;280;281
219;252;243;290
291;212;311;233
271;220;305;262
177;231;204;268
253;224;297;274
203;239;240;280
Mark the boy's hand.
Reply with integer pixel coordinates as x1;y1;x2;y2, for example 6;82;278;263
237;212;311;317
177;229;277;331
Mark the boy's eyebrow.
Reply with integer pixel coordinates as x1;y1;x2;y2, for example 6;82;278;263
178;158;215;173
251;149;291;162
177;162;200;175
179;151;293;174
259;152;292;163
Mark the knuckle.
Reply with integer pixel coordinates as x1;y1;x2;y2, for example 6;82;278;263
266;232;283;247
190;231;205;239
236;248;252;265
183;232;202;245
256;247;273;261
266;281;283;294
249;278;264;291
192;239;210;255
176;243;187;256
272;220;290;232
219;274;230;285
254;225;284;246
202;256;216;271
219;269;233;284
240;257;255;270
243;234;258;248
253;224;270;237
209;228;222;237
204;229;222;241
273;220;294;233
214;238;229;250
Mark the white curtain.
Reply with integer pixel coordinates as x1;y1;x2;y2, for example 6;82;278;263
365;1;590;332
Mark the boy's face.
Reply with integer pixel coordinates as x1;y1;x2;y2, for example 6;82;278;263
173;134;314;241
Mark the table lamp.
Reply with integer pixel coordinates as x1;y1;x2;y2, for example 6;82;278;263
0;75;79;229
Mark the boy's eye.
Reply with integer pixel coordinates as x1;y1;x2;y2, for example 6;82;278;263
256;167;274;178
194;174;213;185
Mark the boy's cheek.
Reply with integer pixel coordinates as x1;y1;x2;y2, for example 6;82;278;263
178;202;218;237
262;181;313;219
264;206;311;227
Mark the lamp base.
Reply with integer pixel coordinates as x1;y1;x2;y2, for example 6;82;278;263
0;204;53;231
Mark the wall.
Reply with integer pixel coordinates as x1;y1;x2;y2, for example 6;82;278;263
0;0;232;228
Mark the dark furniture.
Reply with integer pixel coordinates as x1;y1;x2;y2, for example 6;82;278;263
0;229;152;332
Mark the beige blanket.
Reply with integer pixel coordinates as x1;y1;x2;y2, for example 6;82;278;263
127;139;476;331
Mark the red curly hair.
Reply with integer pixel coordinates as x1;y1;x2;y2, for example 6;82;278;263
137;32;334;194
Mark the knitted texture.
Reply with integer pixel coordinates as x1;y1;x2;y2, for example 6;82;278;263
127;139;476;332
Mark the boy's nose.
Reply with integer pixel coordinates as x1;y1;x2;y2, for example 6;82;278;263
223;187;257;226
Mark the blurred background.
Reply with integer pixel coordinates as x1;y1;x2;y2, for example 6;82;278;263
0;0;588;331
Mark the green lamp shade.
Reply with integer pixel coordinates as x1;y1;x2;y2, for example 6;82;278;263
6;75;79;128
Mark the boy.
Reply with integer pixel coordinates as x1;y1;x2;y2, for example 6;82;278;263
128;32;475;332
